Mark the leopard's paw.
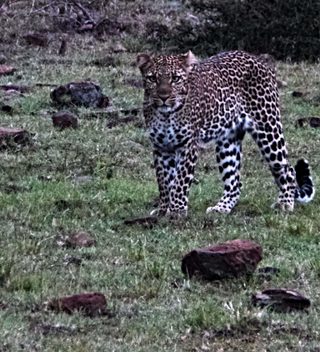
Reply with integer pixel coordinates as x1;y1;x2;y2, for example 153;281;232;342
271;201;294;212
150;208;168;217
206;205;232;214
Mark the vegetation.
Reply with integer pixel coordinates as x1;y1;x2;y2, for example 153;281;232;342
177;0;320;60
0;1;320;351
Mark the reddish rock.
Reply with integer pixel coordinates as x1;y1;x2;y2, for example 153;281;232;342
47;292;107;316
0;65;16;76
51;81;109;108
52;111;78;129
252;288;311;312
65;231;96;248
181;239;262;280
0;127;31;148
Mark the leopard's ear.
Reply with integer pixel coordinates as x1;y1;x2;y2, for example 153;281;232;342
182;50;198;72
137;54;153;73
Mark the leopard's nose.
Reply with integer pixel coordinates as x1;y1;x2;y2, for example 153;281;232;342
158;94;170;103
157;86;171;102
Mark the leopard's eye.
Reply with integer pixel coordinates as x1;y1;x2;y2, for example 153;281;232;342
171;75;182;83
146;75;157;83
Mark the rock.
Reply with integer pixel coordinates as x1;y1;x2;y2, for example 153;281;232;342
252;288;311;312
0;84;31;93
52;111;78;129
309;117;320;128
295;116;320;128
0;103;13;114
181;239;262;280
0;127;31;149
23;32;49;47
0;65;16;76
295;118;309;128
47;292;107;316
65;231;96;248
51;81;109;108
292;91;304;98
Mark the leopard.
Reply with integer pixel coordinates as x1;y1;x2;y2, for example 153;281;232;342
137;50;315;217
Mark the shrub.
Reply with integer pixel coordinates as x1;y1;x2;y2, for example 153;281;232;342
174;0;320;61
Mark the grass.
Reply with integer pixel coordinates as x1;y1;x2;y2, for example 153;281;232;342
1;27;320;352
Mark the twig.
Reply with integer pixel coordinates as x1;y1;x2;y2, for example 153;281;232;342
34;83;59;87
71;0;95;24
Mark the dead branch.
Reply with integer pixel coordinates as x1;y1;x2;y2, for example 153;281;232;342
71;0;95;24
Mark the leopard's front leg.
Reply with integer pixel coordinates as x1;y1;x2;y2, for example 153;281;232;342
168;142;199;218
151;149;177;216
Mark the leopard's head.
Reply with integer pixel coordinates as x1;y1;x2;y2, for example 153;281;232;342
137;51;198;113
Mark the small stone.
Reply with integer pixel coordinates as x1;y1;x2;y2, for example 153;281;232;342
309;117;320;128
252;288;311;312
0;127;31;148
65;231;96;248
181;239;262;280
295;118;308;128
0;104;13;114
23;32;49;47
295;116;320;128
52;111;78;129
292;91;304;98
47;292;107;316
0;65;16;76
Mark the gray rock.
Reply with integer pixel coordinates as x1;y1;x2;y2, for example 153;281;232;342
252;288;311;312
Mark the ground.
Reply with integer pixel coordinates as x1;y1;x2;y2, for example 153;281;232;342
1;3;320;351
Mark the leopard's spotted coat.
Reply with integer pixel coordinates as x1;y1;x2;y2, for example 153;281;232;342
137;50;314;217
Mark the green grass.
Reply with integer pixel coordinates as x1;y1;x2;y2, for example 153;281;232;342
1;34;320;352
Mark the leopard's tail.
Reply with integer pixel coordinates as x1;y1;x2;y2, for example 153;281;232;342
294;159;315;203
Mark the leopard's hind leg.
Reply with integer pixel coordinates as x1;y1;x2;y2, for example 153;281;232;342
247;118;297;211
206;127;245;214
